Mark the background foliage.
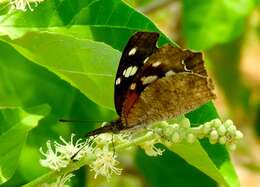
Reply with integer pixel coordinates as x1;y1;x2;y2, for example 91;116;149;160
0;0;259;186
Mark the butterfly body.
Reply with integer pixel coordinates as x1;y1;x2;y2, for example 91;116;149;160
86;32;215;137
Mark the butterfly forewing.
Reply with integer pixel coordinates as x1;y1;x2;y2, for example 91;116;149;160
114;32;159;115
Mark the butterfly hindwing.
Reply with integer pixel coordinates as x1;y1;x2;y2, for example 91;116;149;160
123;73;215;126
122;45;215;126
114;32;159;115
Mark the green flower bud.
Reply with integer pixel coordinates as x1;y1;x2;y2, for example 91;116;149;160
210;130;219;141
219;136;227;144
171;132;180;143
235;131;243;140
186;133;196;144
203;123;211;134
224;120;233;129
163;126;174;138
212;119;222;128
227;125;236;135
172;123;180;130
209;138;218;144
181;118;190;128
217;125;226;136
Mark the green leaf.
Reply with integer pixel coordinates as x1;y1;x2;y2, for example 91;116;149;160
0;32;121;109
182;0;255;50
0;107;43;185
0;0;175;49
136;148;217;187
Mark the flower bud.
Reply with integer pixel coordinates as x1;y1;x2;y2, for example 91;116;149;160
209;130;219;144
219;136;227;144
181;118;190;128
224;120;233;129
171;132;180;143
212;119;222;128
163;126;175;138
227;125;236;135
209;138;218;144
203;123;211;134
217;125;226;136
235;131;243;140
172;123;180;130
186;133;196;144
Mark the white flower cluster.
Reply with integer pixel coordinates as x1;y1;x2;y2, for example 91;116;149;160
39;133;127;180
40;134;88;170
10;0;44;11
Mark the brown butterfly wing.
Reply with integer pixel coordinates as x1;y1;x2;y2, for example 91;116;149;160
121;45;215;127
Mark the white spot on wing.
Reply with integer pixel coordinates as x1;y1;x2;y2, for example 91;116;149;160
130;83;136;90
125;67;132;77
143;57;149;64
124;66;138;78
128;47;137;56
130;66;138;76
115;77;121;85
165;70;176;77
141;75;158;85
123;69;126;76
152;61;161;67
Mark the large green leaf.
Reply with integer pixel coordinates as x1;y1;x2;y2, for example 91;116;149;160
0;32;121;109
182;0;255;50
0;0;174;49
0;107;43;185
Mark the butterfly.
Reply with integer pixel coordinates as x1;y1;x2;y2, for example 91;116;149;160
87;31;216;136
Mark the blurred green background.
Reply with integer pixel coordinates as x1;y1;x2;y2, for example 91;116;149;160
0;0;259;186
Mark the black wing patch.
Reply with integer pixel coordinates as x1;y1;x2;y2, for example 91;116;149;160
114;32;159;115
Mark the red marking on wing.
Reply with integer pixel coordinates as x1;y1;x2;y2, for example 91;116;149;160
123;91;139;116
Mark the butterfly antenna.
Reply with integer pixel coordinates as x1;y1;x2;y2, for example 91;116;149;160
59;119;105;123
